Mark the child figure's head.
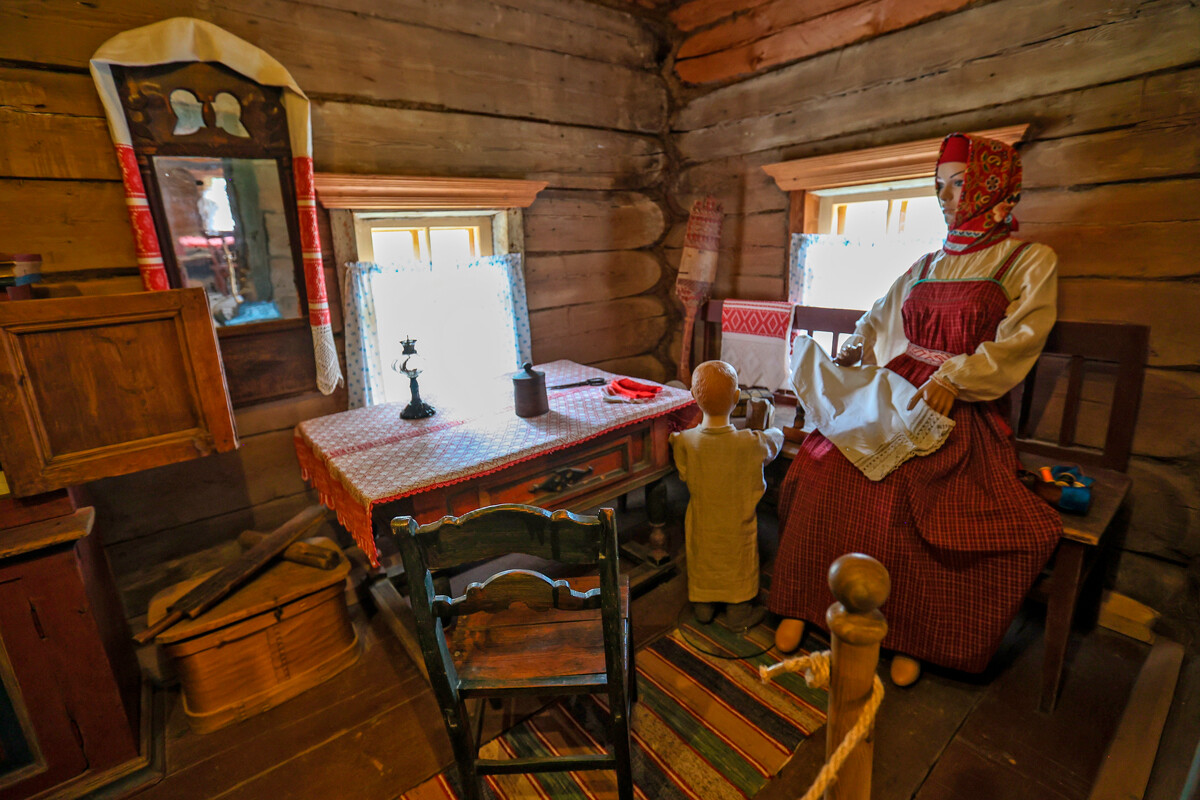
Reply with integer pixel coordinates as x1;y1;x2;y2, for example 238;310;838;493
691;360;739;418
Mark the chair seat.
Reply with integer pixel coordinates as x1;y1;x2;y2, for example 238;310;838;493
450;575;629;693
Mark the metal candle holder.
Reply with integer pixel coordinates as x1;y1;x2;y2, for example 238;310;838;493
393;337;435;420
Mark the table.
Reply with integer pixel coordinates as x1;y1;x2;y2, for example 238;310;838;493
294;360;696;567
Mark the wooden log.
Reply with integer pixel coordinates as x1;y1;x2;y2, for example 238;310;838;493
825;553;889;800
524;191;666;252
313;101;665;192
591;355;670;384
1021;122;1200;189
675;0;975;83
525;251;662;311
673;151;787;216
299;0;659;69
0;69;116;181
1057;279;1200;369
676;0;1177;132
1021;221;1200;280
0;179;135;274
670;0;773;33
1019;179;1200;226
530;297;669;364
676;0;862;58
0;0;666;134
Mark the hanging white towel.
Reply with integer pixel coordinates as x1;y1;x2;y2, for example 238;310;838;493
720;300;797;391
789;335;955;481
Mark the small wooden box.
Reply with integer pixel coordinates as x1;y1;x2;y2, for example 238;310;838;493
147;538;359;733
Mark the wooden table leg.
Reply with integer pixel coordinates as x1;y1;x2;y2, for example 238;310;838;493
644;477;670;565
1042;540;1086;713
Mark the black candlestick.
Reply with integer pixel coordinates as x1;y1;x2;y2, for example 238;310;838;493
394;338;435;419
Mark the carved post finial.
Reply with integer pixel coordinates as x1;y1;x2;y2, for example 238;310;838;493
825;553;889;800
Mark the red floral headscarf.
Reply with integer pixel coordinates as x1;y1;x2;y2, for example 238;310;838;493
937;133;1022;255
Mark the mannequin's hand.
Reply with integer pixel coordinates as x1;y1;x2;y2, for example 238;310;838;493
907;379;956;416
833;342;863;367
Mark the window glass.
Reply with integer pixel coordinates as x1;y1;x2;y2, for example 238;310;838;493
801;182;946;310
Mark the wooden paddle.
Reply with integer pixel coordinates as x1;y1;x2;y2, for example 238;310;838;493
134;504;329;644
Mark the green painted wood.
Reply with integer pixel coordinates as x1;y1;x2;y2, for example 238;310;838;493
392;503;634;800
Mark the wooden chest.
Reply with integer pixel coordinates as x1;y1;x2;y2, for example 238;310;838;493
147;538;359;733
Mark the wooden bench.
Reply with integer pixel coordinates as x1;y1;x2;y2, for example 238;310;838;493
699;301;1150;711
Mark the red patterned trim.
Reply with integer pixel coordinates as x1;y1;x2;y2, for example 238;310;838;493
991;241;1032;283
683;196;723;251
721;301;795;340
905;342;956;366
114;144;170;291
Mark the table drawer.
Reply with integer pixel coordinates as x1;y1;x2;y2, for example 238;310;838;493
446;427;651;514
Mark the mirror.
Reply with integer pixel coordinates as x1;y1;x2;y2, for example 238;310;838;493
151;156;300;325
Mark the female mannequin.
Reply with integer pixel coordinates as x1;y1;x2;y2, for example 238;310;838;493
770;134;1062;686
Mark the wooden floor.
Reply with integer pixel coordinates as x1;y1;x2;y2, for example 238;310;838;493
117;486;1199;800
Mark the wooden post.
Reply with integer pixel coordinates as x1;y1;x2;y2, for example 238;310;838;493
825;553;890;800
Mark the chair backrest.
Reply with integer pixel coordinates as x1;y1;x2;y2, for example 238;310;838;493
391;504;623;702
1011;321;1149;473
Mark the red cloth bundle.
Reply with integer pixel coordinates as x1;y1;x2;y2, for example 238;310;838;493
605;378;664;401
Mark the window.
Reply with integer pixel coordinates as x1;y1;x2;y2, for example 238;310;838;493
800;178;946;310
316;173;548;409
763;125;1028;311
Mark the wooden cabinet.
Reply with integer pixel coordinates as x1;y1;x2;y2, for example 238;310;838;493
0;510;144;800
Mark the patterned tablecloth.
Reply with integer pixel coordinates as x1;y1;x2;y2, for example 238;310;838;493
295;360;696;565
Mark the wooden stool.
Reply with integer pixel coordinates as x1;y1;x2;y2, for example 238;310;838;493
147;537;359;733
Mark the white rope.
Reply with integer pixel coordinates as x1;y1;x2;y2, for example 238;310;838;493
760;651;885;800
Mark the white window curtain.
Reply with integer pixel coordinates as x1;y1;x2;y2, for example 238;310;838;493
342;254;532;409
789;233;945;309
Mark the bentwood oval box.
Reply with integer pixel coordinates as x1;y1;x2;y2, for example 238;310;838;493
146;537;359;733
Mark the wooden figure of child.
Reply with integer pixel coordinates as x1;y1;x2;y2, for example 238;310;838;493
670;360;784;630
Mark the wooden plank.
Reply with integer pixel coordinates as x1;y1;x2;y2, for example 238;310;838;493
676;0;975;83
676;0;862;58
524;251;662;311
1019;179;1200;226
1088;639;1185;800
0;0;666;134
676;0;1162;132
0;179;135;274
524;191;665;252
313;101;664;192
299;0;658;68
1129;371;1200;460
669;0;772;32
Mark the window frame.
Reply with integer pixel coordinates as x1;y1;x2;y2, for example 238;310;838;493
353;213;497;264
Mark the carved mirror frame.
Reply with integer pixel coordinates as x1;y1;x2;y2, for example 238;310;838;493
108;61;318;406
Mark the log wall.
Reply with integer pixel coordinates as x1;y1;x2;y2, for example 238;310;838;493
668;0;1200;628
0;0;671;595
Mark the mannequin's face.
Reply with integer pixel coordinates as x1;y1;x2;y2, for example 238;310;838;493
935;161;967;226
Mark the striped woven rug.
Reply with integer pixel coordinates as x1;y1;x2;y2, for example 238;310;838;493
401;621;828;800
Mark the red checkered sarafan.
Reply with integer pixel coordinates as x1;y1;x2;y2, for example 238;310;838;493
769;248;1061;673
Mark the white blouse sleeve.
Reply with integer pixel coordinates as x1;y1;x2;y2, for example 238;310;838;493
846;261;919;366
932;243;1058;402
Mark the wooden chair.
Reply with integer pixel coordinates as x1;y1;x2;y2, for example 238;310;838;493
392;504;634;800
1010;320;1150;711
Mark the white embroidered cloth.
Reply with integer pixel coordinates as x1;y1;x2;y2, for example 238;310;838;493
790;336;955;481
720;300;797;391
295;360;695;564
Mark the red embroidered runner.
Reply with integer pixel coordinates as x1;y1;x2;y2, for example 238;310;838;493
295;361;695;565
